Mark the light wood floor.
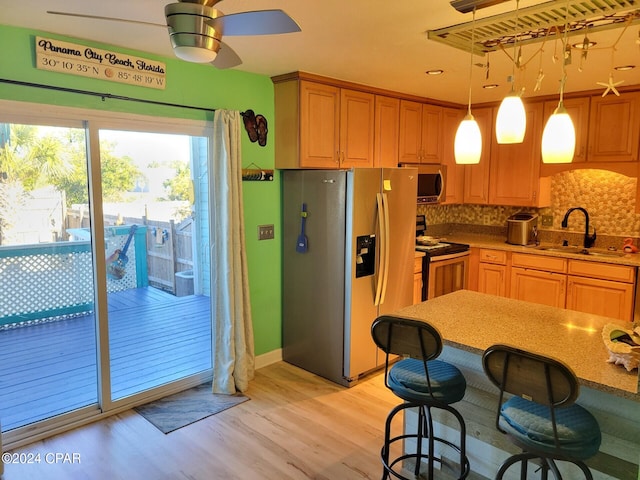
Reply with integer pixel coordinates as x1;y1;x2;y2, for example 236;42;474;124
0;287;211;431
3;362;413;480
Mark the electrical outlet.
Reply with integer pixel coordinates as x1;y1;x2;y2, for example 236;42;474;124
541;215;553;227
258;224;274;240
483;214;491;225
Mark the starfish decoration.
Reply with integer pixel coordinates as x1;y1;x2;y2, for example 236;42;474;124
534;69;545;91
596;74;624;97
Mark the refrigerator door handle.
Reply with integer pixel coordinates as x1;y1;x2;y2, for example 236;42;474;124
374;192;386;306
379;192;391;305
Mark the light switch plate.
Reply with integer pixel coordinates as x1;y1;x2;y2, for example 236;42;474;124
258;224;274;240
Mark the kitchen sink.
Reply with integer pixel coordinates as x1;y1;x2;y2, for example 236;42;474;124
536;246;583;254
535;246;627;258
581;250;627;258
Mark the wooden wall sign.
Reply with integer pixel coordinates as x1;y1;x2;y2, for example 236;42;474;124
35;36;167;90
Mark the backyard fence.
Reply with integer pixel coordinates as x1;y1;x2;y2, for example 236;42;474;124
66;210;194;296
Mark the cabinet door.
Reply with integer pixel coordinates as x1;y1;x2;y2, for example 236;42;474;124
510;268;566;308
420;104;442;164
399;100;423;163
478;263;507;297
489;102;546;206
440;107;465;204
566;276;634;321
588;92;640;162
340;89;375;168
543;97;590;163
299;81;340;168
463;107;492;204
374;95;400;168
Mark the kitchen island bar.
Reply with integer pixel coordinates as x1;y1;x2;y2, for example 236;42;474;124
394;290;639;480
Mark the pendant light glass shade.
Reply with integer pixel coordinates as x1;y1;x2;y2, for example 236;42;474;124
495;94;526;144
454;113;482;164
541;104;575;163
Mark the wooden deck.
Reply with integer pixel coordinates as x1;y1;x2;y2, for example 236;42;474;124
0;287;211;432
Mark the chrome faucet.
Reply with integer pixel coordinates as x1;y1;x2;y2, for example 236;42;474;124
561;207;596;248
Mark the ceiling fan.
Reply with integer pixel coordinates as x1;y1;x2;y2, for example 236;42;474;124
47;0;301;69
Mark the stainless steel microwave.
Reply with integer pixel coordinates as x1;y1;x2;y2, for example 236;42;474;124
401;164;446;204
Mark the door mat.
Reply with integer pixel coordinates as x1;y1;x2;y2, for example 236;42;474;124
134;382;249;434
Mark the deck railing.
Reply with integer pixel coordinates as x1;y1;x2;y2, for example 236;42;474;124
0;226;148;327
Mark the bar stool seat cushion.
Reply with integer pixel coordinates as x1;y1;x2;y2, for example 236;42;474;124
388;358;466;404
500;396;601;460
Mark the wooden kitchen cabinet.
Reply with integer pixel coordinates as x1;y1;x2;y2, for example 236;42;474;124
470;247;637;321
440;107;465;204
488;102;550;207
543;97;590;163
587;91;640;163
463;107;493;205
374;95;400;168
511;268;566;308
398;100;442;164
273;76;374;169
298;80;340;168
566;259;636;321
566;276;634;322
510;252;567;309
340;88;375;168
477;249;509;297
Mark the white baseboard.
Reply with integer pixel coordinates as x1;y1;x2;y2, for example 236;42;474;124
255;348;282;370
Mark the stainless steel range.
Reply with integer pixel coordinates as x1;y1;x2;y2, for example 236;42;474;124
416;216;470;301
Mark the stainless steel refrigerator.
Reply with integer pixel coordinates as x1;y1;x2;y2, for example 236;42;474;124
282;168;417;387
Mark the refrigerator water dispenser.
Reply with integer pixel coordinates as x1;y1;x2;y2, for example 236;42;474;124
355;235;376;278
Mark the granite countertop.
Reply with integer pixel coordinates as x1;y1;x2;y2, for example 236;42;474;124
395;290;640;401
438;233;640;267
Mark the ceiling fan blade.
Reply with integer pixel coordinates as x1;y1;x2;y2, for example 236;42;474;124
208;10;301;36
47;11;166;28
212;42;242;69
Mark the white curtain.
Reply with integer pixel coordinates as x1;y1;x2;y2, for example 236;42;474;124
209;109;255;394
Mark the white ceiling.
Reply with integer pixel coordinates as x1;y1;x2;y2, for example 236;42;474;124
1;0;639;105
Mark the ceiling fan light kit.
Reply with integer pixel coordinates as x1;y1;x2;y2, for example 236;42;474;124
47;0;300;68
165;2;222;63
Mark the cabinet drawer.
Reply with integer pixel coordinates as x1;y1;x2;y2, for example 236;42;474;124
511;253;566;274
567;260;636;283
479;249;507;265
414;256;424;274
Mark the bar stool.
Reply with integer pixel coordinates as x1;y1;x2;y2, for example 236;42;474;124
371;315;470;479
482;344;602;479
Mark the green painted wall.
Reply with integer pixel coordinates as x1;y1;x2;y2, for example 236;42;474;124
0;24;282;356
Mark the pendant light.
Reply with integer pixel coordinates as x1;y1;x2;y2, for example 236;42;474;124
454;7;482;164
495;0;526;144
541;0;575;163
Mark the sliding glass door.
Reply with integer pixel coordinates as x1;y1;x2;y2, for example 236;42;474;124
0;104;213;444
98;129;212;402
0;122;99;431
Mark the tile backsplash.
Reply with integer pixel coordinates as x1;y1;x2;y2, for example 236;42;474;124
419;169;640;241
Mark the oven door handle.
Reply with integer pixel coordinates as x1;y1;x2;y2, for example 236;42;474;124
429;250;470;262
